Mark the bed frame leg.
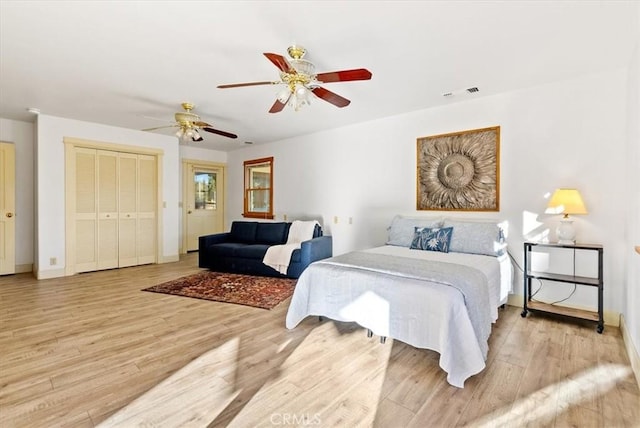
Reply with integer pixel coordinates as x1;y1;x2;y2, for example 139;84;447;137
380;337;386;344
367;329;373;338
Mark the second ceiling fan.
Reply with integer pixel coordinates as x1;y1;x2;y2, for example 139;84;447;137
217;45;372;113
142;102;238;143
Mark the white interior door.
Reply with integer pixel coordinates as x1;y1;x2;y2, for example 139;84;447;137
186;165;224;251
0;142;16;275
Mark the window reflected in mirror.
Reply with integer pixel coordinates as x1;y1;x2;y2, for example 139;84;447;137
243;157;274;219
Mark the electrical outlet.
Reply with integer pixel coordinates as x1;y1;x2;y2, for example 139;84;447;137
283;214;288;221
349;217;353;224
50;257;57;266
333;216;338;224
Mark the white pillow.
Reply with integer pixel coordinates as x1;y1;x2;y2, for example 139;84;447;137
442;219;506;256
387;215;444;247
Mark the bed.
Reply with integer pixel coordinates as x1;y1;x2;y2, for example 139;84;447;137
285;216;513;388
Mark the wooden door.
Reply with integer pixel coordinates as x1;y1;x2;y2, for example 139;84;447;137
0;142;16;275
186;165;224;251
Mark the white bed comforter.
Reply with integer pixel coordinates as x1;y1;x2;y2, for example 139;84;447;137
285;245;512;388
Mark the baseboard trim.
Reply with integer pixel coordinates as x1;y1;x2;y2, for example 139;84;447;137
506;294;619;327
36;268;67;280
15;264;33;274
160;254;180;263
620;314;640;389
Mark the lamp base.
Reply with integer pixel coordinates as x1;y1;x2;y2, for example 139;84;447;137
557;239;576;245
556;218;576;245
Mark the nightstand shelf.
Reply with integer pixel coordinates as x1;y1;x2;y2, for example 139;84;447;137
521;241;604;333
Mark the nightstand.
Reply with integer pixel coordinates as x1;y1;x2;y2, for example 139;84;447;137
521;241;604;333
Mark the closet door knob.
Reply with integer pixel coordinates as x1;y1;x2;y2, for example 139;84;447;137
6;212;13;218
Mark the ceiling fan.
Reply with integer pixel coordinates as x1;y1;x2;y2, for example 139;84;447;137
142;102;238;142
217;45;372;113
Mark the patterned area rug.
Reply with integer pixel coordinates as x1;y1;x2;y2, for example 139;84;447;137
142;271;297;310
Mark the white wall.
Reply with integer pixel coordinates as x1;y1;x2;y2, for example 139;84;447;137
35;115;180;277
0;118;35;269
0;117;231;273
179;145;228;164
624;8;640;369
228;68;630;317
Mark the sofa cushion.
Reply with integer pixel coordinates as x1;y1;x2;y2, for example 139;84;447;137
290;248;301;263
256;222;289;245
230;222;258;243
206;242;246;257
234;244;271;259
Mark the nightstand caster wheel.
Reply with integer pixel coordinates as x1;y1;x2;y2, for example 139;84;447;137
521;310;528;318
597;324;604;334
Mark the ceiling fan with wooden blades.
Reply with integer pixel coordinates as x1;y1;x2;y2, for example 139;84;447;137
217;45;372;113
141;102;238;142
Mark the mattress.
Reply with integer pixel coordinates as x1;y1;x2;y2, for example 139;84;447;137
285;245;513;388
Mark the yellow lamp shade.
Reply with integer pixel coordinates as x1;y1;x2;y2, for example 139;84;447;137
546;188;588;217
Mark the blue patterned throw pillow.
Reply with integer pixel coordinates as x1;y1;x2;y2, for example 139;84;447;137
410;227;453;252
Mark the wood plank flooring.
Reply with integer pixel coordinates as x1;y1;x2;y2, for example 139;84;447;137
1;254;638;427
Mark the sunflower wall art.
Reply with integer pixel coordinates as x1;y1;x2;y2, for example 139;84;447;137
416;126;500;211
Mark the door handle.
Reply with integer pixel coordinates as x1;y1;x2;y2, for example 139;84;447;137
187;210;192;214
6;212;13;218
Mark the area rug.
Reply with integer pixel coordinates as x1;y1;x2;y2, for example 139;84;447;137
142;271;297;309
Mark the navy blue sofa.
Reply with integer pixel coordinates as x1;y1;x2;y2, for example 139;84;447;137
198;221;332;279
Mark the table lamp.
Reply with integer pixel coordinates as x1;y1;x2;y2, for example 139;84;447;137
545;188;588;244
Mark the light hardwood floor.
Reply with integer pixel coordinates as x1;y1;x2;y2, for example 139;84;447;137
1;253;638;427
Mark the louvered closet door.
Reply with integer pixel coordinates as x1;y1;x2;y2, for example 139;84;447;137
137;154;157;265
74;148;97;273
118;153;138;267
72;147;157;273
97;150;119;270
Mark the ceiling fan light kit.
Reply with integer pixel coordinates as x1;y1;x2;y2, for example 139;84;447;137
217;45;372;113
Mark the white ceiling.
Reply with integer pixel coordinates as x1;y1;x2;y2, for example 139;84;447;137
1;1;637;151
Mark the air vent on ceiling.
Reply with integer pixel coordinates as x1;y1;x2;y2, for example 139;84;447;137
442;86;480;97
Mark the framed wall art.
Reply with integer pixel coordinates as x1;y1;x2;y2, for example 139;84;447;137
416;126;500;211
